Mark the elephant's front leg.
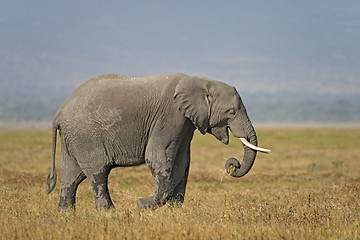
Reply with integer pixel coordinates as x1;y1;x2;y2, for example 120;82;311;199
168;139;191;207
137;144;178;210
137;160;175;210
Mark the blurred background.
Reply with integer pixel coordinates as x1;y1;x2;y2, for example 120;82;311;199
1;0;359;129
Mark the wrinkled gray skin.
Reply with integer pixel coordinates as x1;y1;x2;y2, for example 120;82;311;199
47;73;258;211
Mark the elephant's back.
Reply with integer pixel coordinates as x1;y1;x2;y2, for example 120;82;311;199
55;75;148;124
54;75;124;123
74;74;130;94
54;73;185;124
59;74;135;107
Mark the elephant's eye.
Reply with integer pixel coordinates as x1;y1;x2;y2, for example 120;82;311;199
225;109;236;116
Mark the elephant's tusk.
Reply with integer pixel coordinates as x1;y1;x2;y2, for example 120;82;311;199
239;138;271;154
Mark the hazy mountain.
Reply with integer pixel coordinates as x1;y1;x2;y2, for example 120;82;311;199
1;85;359;129
241;91;360;123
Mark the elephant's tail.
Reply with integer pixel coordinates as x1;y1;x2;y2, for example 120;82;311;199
46;122;58;194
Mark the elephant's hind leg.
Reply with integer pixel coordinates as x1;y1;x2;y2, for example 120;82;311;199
87;169;115;210
59;152;86;211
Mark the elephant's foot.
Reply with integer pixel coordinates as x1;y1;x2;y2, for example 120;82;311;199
137;196;162;210
58;188;76;212
58;201;75;212
95;200;115;211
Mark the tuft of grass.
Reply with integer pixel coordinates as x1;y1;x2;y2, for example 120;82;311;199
0;129;359;239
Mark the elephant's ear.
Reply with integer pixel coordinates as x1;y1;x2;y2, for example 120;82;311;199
174;76;211;134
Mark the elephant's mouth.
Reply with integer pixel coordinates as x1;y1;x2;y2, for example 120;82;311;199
208;126;229;145
239;138;271;153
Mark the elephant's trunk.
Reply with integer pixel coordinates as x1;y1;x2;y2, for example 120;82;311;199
225;122;270;178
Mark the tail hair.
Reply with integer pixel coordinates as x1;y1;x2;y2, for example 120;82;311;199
46;172;57;194
47;122;59;194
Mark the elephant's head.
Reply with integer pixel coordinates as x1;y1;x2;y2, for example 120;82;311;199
174;75;270;178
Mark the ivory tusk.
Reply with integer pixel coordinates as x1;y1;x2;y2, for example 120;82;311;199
239;138;271;154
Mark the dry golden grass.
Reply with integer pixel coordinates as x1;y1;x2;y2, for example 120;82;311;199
0;129;359;239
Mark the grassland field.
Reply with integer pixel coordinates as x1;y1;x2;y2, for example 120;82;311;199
0;128;359;239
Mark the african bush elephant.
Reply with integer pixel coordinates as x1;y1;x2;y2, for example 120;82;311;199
46;73;270;211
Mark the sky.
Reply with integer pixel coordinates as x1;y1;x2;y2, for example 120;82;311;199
1;0;360;96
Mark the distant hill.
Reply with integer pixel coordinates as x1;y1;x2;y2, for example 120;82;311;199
0;88;359;129
242;92;360;124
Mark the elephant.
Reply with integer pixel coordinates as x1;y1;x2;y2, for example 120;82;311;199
46;73;270;211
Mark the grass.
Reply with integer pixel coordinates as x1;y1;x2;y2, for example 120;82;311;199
0;129;359;239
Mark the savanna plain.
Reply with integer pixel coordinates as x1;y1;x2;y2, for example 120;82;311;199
0;128;359;239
